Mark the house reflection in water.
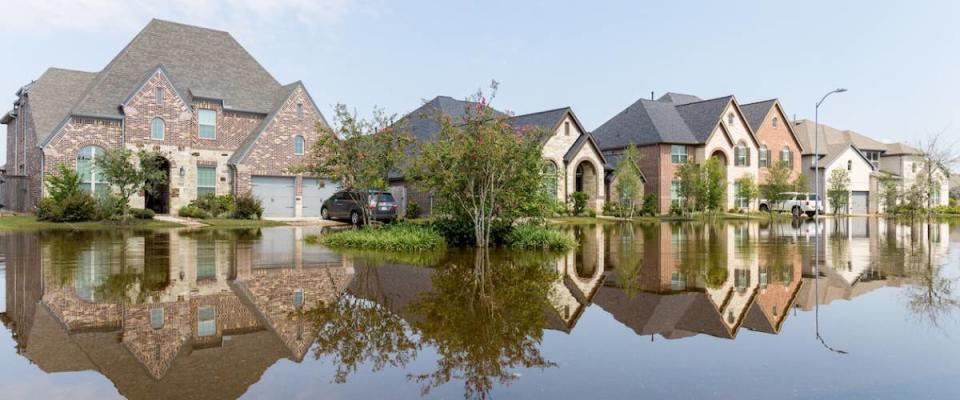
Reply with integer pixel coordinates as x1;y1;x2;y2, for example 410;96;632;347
2;228;353;399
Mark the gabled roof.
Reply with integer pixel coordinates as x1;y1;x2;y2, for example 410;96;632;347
119;64;191;110
228;82;305;165
884;142;922;156
813;143;875;170
793;119;888;156
564;133;609;166
674;96;736;142
16;68;97;146
507;106;591;147
657;92;703;105
741;99;804;152
398;95;507;143
72;19;283;119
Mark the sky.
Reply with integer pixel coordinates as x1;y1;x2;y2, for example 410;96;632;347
2;0;959;164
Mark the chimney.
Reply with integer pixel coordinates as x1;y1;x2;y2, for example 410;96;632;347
651;91;654;100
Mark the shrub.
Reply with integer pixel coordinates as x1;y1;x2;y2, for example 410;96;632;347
232;193;263;219
429;216;512;247
406;201;421;219
45;164;83;203
178;205;211;219
189;194;235;217
95;193;125;220
641;193;657;216
129;208;155;219
37;193;98;222
504;224;577;251
571;192;589;216
317;223;446;251
603;201;622;217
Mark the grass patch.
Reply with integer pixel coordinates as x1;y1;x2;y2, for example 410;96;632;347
547;216;617;225
306;224;446;252
504;224;577;251
199;218;287;228
0;215;183;231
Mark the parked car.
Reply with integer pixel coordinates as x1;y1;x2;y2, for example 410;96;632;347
758;192;823;217
321;190;398;224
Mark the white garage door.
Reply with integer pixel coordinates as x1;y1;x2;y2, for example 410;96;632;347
850;191;869;214
251;176;295;217
302;178;338;217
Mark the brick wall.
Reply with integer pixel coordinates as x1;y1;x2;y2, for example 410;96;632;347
755;104;802;184
44;117;123;178
123;71;193;149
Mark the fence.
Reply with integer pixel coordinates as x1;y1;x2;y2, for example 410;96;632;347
1;175;31;212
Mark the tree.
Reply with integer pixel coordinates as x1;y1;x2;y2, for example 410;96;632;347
878;173;900;213
734;174;758;211
293;104;413;226
45;164;83;202
792;172;809;194
410;84;548;247
827;168;851;214
916;132;960;217
761;162;792;214
613;146;644;218
675;157;725;214
94;148;166;218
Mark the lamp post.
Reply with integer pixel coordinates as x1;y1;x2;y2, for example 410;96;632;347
814;88;847;215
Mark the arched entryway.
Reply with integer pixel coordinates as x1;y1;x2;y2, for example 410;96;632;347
145;156;172;214
574;160;599;209
710;150;728;166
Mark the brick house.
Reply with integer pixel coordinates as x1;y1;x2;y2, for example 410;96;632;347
389;96;616;215
592;93;760;213
740;99;803;184
0;19;333;217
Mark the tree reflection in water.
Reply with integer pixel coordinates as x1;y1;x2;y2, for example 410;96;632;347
901;223;960;328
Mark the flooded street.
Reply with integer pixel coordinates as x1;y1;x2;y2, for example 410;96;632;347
1;218;959;399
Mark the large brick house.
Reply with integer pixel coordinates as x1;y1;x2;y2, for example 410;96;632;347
388;96;615;215
1;19;333;217
740;99;803;184
592;93;760;213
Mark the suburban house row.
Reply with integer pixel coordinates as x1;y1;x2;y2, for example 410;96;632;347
1;19;949;217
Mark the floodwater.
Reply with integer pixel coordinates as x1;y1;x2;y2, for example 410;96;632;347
1;218;959;399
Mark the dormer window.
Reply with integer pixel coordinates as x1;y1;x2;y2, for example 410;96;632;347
155;87;164;105
564;121;571;136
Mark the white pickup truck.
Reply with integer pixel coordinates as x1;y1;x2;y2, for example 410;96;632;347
758;192;823;217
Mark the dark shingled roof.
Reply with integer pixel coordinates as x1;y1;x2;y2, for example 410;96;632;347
20;68;97;146
72;19;284;118
657;92;703;105
507;107;569;132
740;99;777;133
563;133;608;167
398;95;506;143
593;95;738;150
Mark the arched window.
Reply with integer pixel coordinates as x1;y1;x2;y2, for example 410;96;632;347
727;112;735;125
772;117;779;128
564;121;571;136
294;135;305;155
76;146;106;194
759;144;769;168
151;117;165;140
780;146;792;168
542;161;558;196
735;142;749;166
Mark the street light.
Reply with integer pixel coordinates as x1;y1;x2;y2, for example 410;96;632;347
814;88;847;214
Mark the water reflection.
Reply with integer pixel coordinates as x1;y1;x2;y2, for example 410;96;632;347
1;218;956;399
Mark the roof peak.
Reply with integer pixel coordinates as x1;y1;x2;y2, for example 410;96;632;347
147;18;230;34
510;106;570;118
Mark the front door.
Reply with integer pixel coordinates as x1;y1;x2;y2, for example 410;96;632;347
145;157;171;214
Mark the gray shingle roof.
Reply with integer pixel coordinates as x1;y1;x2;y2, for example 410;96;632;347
563;133;608;167
398;96;506;143
506;107;568;133
657;92;703;105
20;68;97;146
793;119;890;156
228;82;301;165
740;99;776;133
884;142;922;156
72;19;283;118
593;95;737;150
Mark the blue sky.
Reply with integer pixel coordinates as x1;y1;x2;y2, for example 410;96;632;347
3;0;959;164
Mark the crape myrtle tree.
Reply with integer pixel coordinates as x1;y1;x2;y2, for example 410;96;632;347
95;148;167;218
292;104;413;226
827;168;851;214
410;82;549;247
613;146;644;218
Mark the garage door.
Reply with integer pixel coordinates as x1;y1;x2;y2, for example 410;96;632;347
302;178;339;217
251;176;295;217
850;191;869;214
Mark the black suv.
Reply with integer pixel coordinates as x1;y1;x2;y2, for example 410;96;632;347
321;190;398;224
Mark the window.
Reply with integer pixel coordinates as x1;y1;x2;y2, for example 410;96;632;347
294;135;305;155
296;102;304;118
671;179;684;207
727;112;735;125
911;162;917;174
759;267;768;289
198;109;217;139
77;146;107;195
734;182;750;209
865;151;880;169
735;269;750;289
564;121;571;136
671;145;688;164
735;142;749;166
847;160;853;171
151;117;165;140
293;288;305;310
759;145;769;168
197;165;217;196
155;87;164;105
542;161;558;196
150;308;164;329
671;271;686;291
196;240;216;280
772;117;778;128
780;146;792;168
197;306;216;337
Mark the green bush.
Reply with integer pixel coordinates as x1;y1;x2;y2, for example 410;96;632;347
317;223;446;251
45;164;83;203
571;192;589;216
934;205;960;215
95;193;125;220
504;224;576;251
37;193;98;222
641;193;657;216
405;201;421;219
603;201;622;217
178;205;212;219
189;194;235;217
232;193;263;219
428;216;512;247
129;208;155;219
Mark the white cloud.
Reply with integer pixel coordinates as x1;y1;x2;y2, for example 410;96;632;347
0;0;359;36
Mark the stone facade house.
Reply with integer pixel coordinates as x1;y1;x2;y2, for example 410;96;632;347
592;93;760;213
388;96;614;215
740;99;803;184
0;19;333;217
